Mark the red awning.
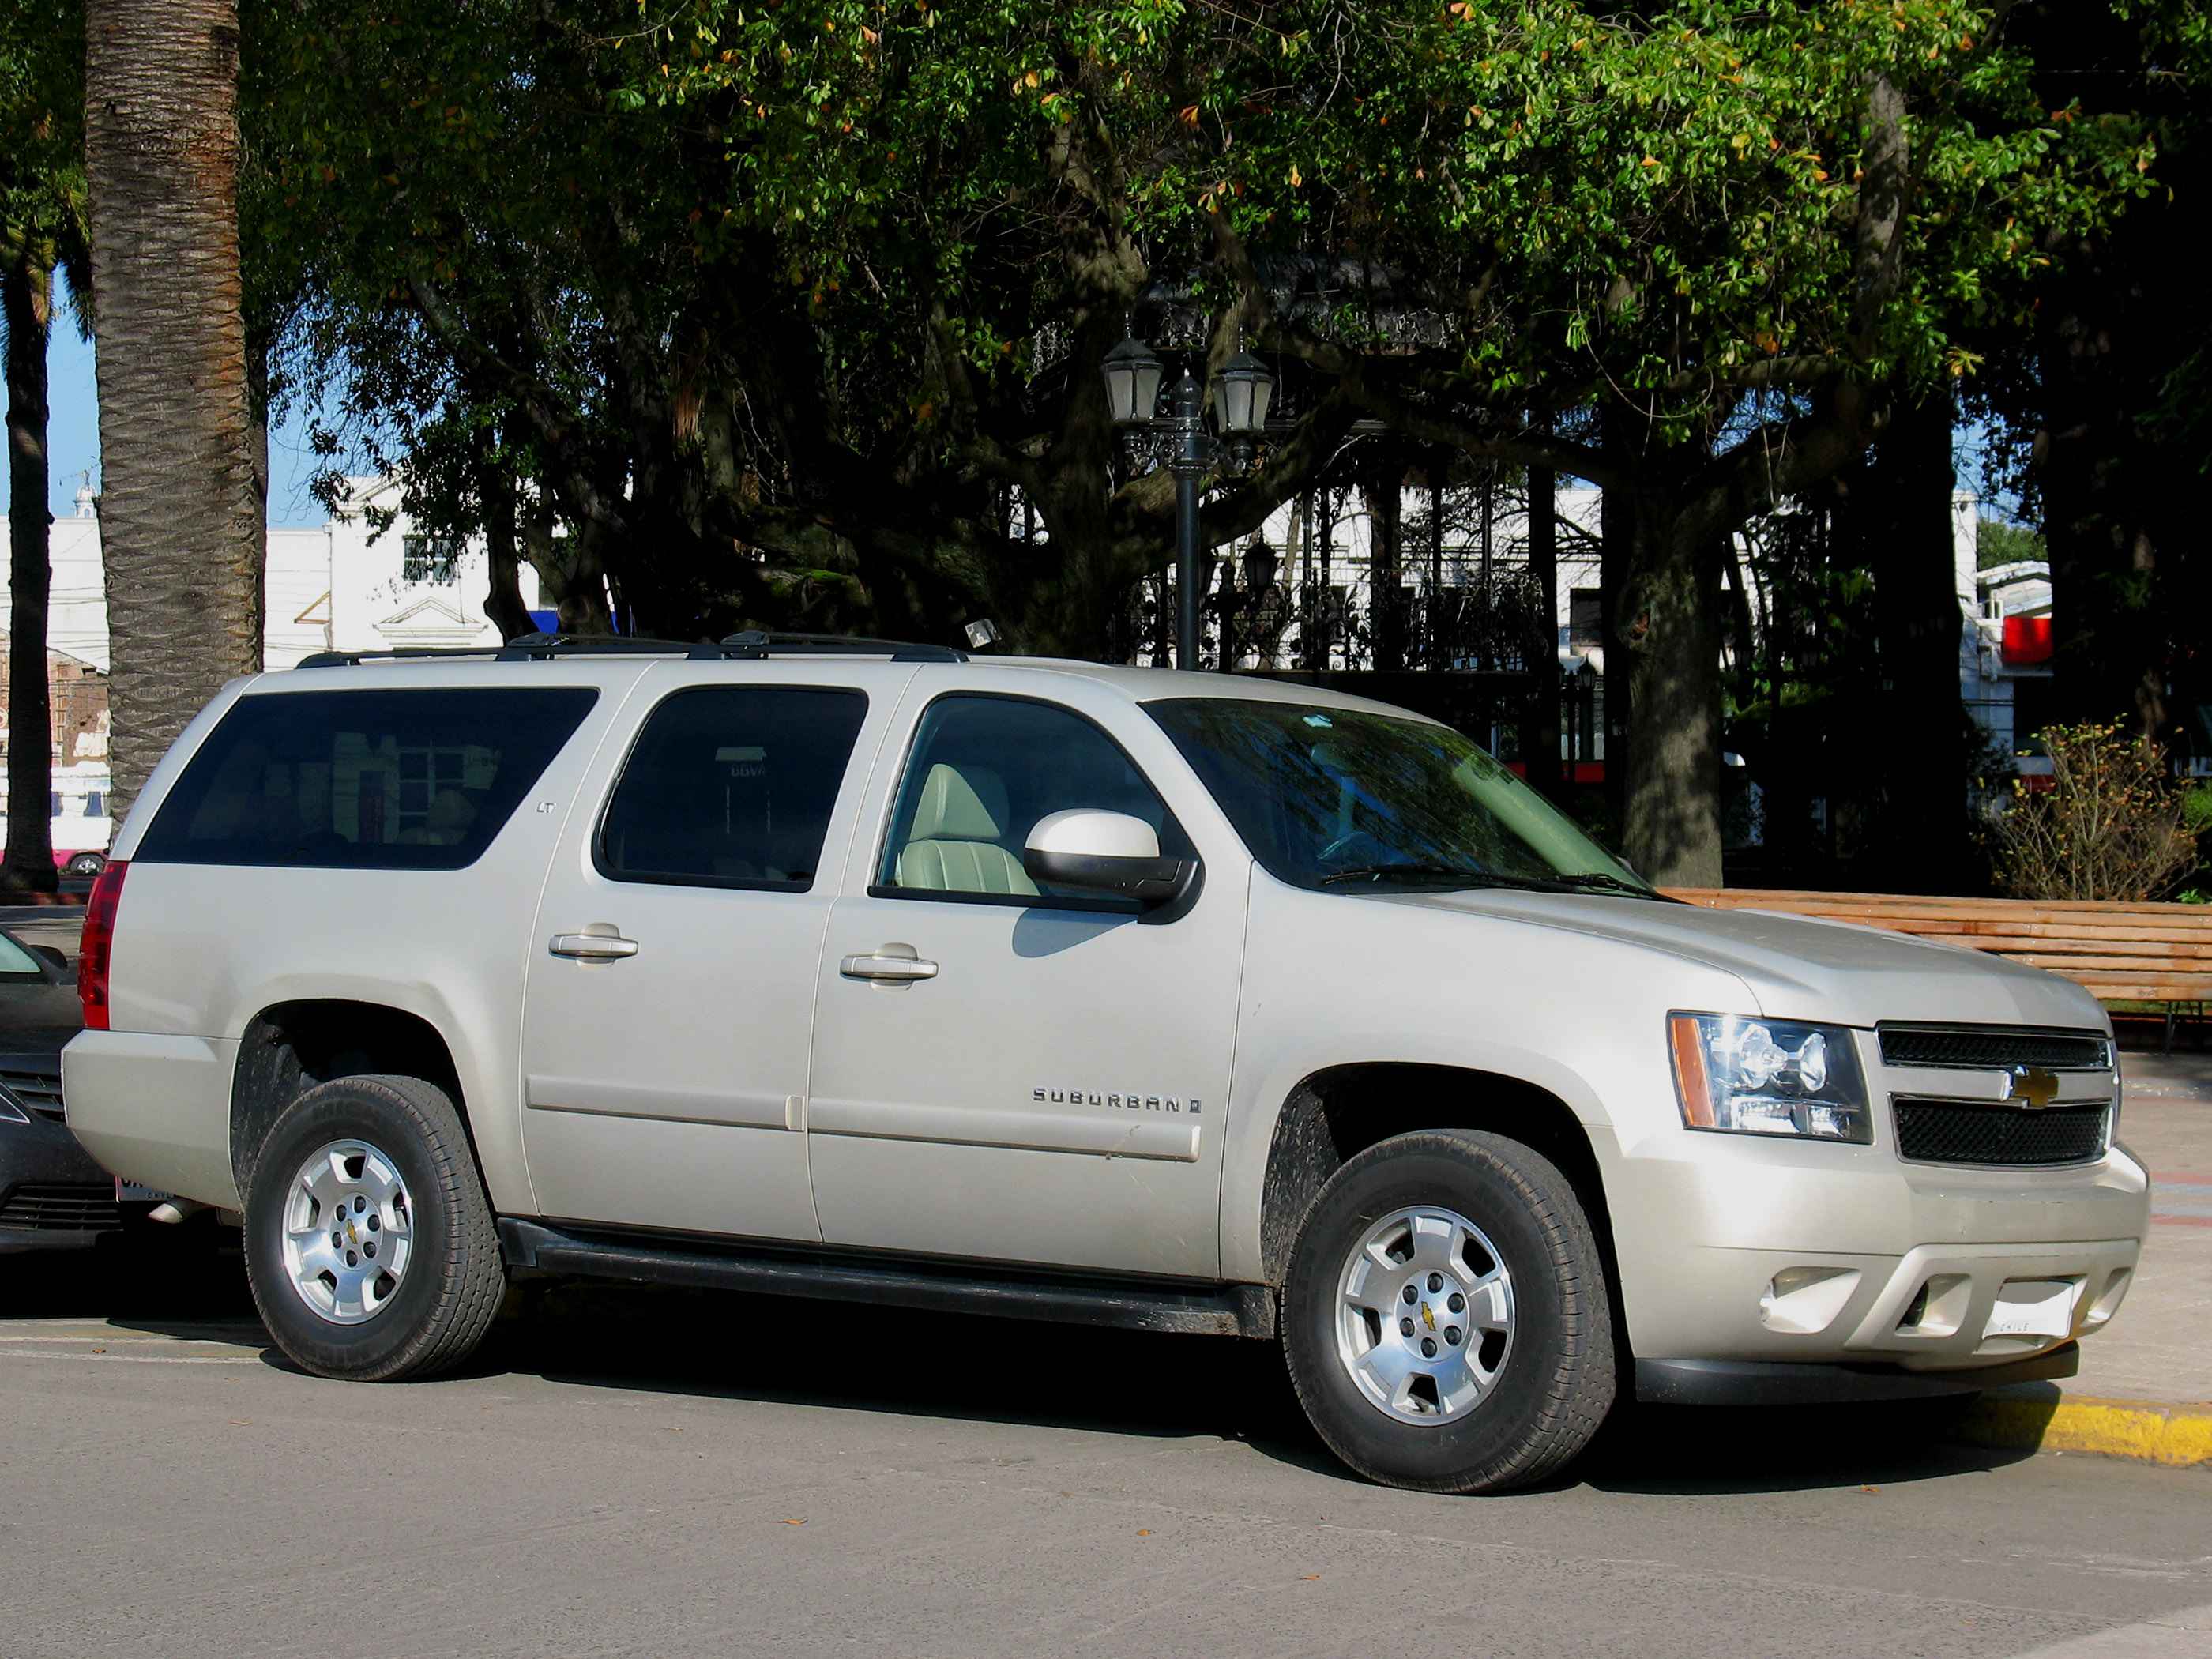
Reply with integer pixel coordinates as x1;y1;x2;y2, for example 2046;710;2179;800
2001;615;2054;666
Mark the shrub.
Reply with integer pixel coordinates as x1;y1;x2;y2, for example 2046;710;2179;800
1992;722;2198;902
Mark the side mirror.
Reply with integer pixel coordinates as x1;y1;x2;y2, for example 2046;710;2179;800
1023;810;1195;906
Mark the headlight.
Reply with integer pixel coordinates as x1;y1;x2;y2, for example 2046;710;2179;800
1668;1012;1871;1143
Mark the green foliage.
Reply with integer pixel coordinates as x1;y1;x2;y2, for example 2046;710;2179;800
1977;517;2045;570
0;0;89;324
1992;720;2197;901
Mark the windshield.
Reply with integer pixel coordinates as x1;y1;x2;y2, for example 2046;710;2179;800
1145;698;1656;897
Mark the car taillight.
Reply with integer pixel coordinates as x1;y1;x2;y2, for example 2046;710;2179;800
79;860;128;1032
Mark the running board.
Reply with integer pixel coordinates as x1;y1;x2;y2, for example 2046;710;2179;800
498;1218;1277;1339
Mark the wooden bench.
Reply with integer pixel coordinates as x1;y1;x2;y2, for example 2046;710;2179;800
1665;888;2212;1050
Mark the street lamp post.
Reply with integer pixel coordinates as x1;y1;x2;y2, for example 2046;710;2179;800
1102;331;1274;670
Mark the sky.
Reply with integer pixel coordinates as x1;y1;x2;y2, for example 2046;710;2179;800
41;313;332;528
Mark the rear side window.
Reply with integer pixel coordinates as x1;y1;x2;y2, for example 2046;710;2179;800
597;687;867;891
137;687;600;871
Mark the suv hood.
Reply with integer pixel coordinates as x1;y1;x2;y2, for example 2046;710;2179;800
1378;888;2107;1031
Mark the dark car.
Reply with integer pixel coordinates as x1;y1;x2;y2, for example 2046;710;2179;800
0;920;126;1250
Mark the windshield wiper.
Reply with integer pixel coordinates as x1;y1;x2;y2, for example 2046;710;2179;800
1320;865;1511;888
1546;871;1664;899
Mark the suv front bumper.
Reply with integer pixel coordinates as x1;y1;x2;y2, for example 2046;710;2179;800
1608;1127;2149;1379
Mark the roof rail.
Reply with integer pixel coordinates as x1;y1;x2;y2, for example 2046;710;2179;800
295;634;699;668
712;630;967;664
294;630;968;669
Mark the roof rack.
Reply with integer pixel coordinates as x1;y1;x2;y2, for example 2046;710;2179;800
714;630;966;663
295;630;968;669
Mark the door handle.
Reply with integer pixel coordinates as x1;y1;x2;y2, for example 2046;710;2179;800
840;943;938;984
549;927;639;961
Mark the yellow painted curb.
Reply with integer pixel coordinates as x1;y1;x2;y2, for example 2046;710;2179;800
1958;1386;2212;1469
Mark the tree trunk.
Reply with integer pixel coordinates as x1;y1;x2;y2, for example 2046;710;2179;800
1617;489;1725;886
2037;231;2169;743
3;257;58;890
480;454;534;641
1867;388;1971;889
83;0;264;822
1522;462;1562;798
521;491;612;634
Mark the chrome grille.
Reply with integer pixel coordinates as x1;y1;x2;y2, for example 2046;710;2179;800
1877;1025;2111;1072
1894;1100;2110;1167
0;1183;122;1232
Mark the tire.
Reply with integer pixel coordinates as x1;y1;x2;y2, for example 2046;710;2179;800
64;852;106;878
243;1074;504;1382
1281;1128;1616;1493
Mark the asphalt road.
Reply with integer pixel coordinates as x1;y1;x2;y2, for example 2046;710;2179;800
1;1247;2206;1659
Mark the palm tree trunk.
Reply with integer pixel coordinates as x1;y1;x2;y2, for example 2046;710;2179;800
82;0;264;823
3;256;58;890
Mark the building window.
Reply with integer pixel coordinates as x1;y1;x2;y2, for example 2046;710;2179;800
401;534;462;583
1569;589;1604;648
85;791;105;818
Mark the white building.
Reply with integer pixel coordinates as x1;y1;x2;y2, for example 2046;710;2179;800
1956;487;2056;762
2;476;544;676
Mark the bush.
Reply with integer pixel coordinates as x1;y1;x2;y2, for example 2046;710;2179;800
1991;722;2198;902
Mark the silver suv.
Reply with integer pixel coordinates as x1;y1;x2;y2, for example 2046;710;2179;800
63;634;2149;1492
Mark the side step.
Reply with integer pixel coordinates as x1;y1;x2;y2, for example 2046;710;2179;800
498;1218;1277;1340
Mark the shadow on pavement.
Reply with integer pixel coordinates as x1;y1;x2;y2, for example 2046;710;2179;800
485;1280;2042;1496
0;1223;251;1323
6;1247;2043;1495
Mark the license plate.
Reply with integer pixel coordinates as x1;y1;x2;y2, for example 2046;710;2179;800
115;1178;170;1204
1981;1278;2080;1342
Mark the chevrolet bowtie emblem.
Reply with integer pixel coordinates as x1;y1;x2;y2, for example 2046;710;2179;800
1420;1303;1437;1332
2003;1065;2061;1108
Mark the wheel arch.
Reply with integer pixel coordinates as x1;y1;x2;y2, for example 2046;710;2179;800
230;1000;472;1202
1253;1063;1621;1298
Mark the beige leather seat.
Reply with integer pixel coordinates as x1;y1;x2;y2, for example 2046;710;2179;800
894;763;1036;896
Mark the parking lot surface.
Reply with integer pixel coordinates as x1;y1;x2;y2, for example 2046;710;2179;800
2;1251;2206;1659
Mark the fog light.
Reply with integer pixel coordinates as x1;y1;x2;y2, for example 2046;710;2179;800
2085;1268;2133;1328
1759;1266;1861;1334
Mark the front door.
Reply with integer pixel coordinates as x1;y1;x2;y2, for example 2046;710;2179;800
805;688;1246;1279
519;669;889;1241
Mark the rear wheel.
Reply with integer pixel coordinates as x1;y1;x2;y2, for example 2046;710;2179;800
1282;1128;1616;1493
243;1074;503;1381
63;852;106;878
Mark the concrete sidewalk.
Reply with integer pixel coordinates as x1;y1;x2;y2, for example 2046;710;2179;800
1958;1049;2212;1469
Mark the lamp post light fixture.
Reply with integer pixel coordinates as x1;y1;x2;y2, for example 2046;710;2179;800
1101;327;1277;669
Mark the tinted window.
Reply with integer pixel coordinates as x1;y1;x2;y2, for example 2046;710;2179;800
137;687;600;871
877;695;1188;904
1147;697;1650;897
598;687;866;891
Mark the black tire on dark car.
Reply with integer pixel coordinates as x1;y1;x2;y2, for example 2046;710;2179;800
243;1073;504;1382
1281;1127;1616;1493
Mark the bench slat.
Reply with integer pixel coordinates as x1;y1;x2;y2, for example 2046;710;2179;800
1669;888;2212;918
1658;888;2212;1008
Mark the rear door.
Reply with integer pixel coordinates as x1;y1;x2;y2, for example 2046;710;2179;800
518;663;908;1240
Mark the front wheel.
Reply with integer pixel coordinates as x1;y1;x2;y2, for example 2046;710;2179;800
1282;1128;1616;1493
243;1074;504;1381
64;852;107;878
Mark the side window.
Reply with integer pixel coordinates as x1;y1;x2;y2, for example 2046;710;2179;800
135;687;600;871
598;687;867;892
876;695;1188;904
